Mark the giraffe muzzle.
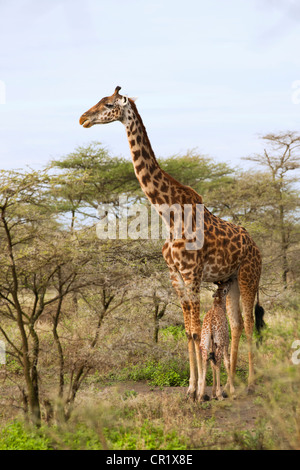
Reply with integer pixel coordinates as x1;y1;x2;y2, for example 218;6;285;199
79;115;92;128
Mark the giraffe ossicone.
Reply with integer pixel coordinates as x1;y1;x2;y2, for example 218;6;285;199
80;87;265;399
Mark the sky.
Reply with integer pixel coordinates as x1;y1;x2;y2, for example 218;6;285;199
0;0;299;171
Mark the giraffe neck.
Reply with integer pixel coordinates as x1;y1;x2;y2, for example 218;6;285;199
123;99;198;207
123;100;203;241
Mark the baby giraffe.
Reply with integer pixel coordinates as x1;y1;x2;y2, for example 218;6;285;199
199;279;235;401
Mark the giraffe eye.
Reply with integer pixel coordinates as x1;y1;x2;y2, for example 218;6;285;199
105;104;113;109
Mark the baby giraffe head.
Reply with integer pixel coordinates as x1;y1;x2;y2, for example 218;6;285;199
79;86;131;128
212;279;232;302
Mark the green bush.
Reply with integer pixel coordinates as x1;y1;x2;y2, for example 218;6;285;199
161;325;186;340
119;359;190;387
0;421;52;450
0;420;104;450
106;355;247;389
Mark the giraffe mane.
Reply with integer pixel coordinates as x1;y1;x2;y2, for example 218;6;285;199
128;98;203;204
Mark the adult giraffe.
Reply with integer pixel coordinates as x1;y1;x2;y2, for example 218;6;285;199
79;86;264;399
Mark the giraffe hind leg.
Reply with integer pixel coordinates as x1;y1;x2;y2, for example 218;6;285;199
225;277;243;390
223;347;236;398
238;254;262;393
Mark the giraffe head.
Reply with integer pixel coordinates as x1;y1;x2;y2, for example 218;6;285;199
79;86;131;128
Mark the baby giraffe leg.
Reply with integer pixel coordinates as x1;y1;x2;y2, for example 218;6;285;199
214;362;223;400
199;316;211;402
211;363;217;399
198;355;208;401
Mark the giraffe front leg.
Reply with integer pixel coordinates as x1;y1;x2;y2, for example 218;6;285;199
167;247;203;400
186;333;198;400
189;299;203;401
183;279;203;401
182;301;197;400
166;263;198;400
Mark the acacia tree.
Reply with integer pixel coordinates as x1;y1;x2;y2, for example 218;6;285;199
0;170;132;424
159;150;234;200
51;146;235;226
0;170;52;423
244;132;300;289
50;142;140;220
0;170;87;423
206;133;300;290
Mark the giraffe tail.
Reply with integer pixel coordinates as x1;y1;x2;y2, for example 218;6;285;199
255;289;265;342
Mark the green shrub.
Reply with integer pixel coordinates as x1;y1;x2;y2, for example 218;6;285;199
120;359;190;387
0;421;52;450
0;420;104;450
161;325;186;340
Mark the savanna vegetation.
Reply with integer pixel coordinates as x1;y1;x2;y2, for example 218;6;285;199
0;132;299;450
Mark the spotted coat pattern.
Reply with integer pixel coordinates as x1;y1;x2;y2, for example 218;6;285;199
79;87;263;399
199;281;235;400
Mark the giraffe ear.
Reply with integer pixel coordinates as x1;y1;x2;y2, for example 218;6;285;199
120;95;129;106
223;286;230;295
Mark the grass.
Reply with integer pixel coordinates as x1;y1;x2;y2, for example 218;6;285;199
104;419;187;450
0;422;52;450
112;359;190;387
0;407;187;450
0;420;105;450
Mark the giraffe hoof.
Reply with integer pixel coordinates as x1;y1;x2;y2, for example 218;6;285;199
246;385;255;395
186;390;197;401
198;394;210;403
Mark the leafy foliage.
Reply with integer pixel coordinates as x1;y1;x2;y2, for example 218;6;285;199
104;419;187;450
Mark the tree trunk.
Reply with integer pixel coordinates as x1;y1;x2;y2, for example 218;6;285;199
153;308;160;343
279;204;289;289
153;292;167;343
1;208;41;424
